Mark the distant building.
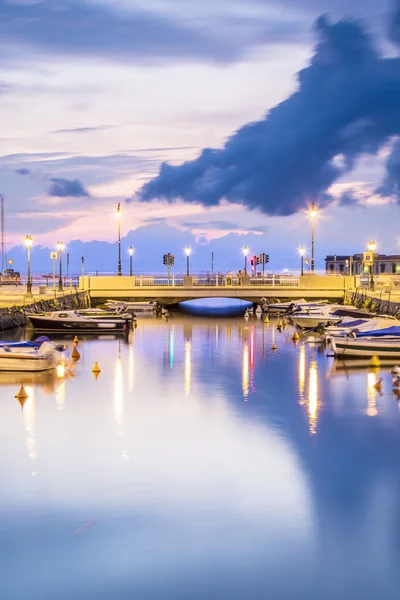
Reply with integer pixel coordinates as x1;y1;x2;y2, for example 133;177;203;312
325;254;400;275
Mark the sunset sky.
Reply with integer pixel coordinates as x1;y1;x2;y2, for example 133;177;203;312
1;0;400;273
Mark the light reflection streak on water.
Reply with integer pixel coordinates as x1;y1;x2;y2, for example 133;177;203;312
298;345;306;405
128;339;134;393
249;326;255;394
308;360;319;435
366;371;378;417
114;357;123;429
169;326;174;369
114;354;129;464
184;340;191;395
23;386;37;474
242;341;249;400
55;380;66;410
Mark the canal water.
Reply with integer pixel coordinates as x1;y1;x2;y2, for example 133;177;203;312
1;307;400;599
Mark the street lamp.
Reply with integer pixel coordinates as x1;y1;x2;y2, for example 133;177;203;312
24;235;33;297
299;245;305;276
128;246;134;277
185;246;191;276
56;241;65;292
243;246;249;275
116;203;122;276
309;202;317;274
368;240;376;291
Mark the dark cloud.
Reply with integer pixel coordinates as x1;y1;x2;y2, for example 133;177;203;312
376;140;400;198
0;0;302;65
51;125;114;134
48;177;90;198
138;15;400;216
182;220;265;232
15;168;30;175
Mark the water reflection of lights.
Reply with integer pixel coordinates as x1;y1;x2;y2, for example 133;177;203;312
169;326;174;369
298;345;306;405
366;371;378;417
242;341;249;400
184;340;191;395
114;358;123;427
128;341;134;392
308;361;319;435
57;363;65;379
23;387;37;474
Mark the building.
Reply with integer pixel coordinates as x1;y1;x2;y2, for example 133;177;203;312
325;254;400;275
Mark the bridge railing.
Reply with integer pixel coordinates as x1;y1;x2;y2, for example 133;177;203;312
129;274;300;287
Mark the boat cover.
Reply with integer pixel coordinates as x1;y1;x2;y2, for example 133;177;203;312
356;326;400;338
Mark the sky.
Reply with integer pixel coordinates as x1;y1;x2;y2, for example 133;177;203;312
1;0;400;274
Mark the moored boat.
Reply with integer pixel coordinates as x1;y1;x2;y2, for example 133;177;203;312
27;310;130;332
0;341;62;371
330;336;400;358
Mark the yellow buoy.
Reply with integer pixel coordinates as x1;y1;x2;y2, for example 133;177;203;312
71;346;80;359
264;315;270;324
282;317;288;326
15;384;29;400
271;343;277;350
73;336;79;345
134;321;138;329
292;331;300;341
369;355;381;367
92;361;101;374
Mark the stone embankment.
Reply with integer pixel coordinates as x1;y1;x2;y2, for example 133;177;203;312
0;292;90;332
346;288;400;317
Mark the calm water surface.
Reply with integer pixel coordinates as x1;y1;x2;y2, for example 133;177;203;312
1;309;400;599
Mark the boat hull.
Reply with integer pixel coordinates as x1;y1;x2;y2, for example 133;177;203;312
0;354;57;371
27;316;128;332
290;315;341;329
330;337;400;358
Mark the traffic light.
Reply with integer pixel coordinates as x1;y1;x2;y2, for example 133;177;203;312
265;255;269;263
257;256;261;265
250;257;254;266
163;254;167;265
170;254;175;266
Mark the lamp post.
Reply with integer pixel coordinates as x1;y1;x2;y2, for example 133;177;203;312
117;203;122;276
368;240;376;291
243;246;249;275
56;241;64;292
24;235;33;297
185;246;191;276
309;202;317;274
129;246;134;277
299;245;305;276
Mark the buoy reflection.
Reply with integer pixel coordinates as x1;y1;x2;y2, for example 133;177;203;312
308;360;319;435
114;358;123;426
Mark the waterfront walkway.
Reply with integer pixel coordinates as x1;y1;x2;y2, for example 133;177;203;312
0;284;76;308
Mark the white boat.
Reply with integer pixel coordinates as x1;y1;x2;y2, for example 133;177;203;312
267;299;307;314
325;317;398;338
27;310;130;332
330;336;400;358
0;342;61;371
290;305;373;330
105;300;155;312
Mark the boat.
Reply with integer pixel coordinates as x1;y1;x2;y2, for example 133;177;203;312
0;341;62;371
26;311;130;332
324;317;398;338
77;308;133;323
266;299;307;314
105;300;156;313
329;336;400;358
290;305;373;330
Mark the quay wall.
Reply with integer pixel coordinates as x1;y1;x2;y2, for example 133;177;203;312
0;291;90;333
